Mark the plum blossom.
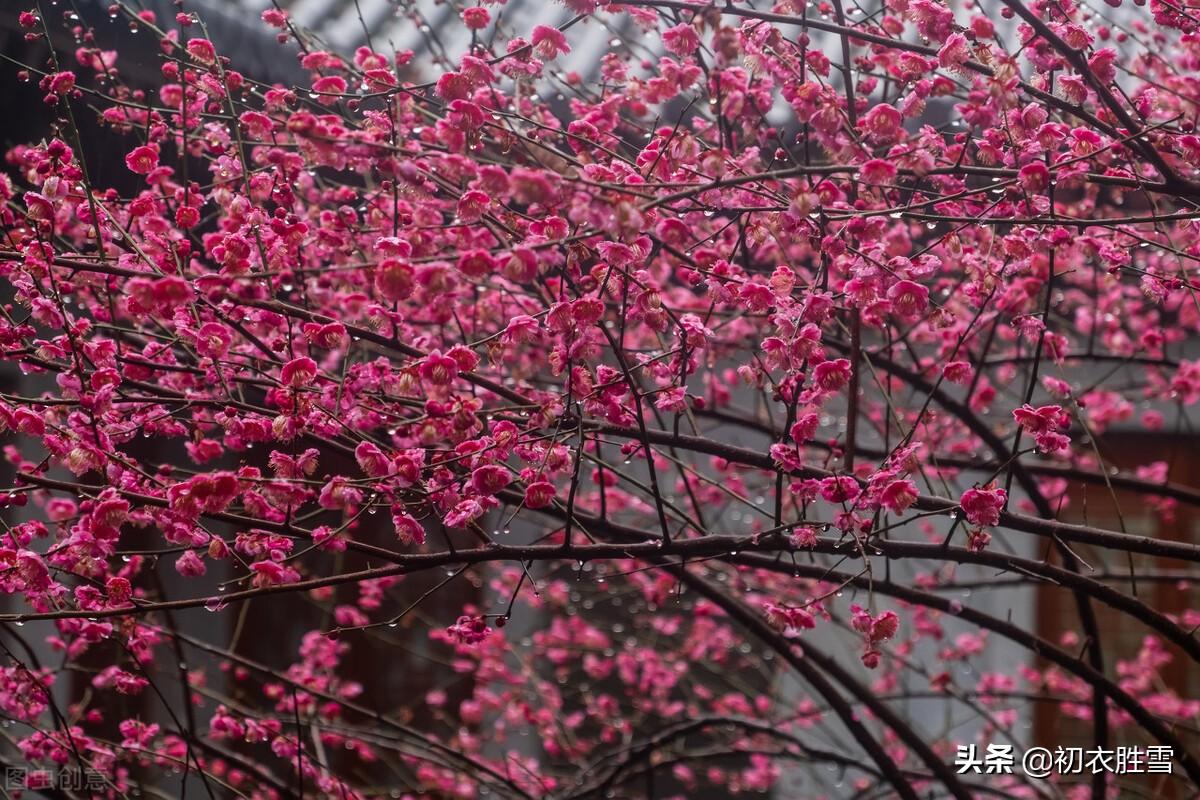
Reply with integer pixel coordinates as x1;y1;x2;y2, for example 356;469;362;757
662;23;700;56
447;615;492;645
1012;404;1071;453
280;357;318;387
850;606;901;669
813;359;852;392
531;25;570;60
124;144;158;174
960;484;1007;527
861;104;903;143
0;3;1196;796
763;602;816;637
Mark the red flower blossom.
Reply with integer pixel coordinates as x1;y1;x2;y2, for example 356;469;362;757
960;484;1007;527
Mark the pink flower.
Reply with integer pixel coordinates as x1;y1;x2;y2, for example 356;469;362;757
185;38;217;64
457;249;496;278
435;71;470;100
502;315;541;344
175;206;200;228
355;441;391;477
819;475;860;504
311;75;347;104
446;614;492;645
393;450;425;486
789;412;820;444
0;1;1194;785
444;498;484;528
960;484;1007;527
210;706;245;740
23;192;55;222
392;511;427;545
1012;403;1065;434
105;576;132;605
887;280;929;320
1089;48;1117;83
45;71;76;97
910;0;955;42
457;190;491;221
861;104;903;143
850;605;901;669
94;666;149;695
860;159;898;183
301;321;347;349
790;526;820;548
175;550;207;577
943;361;973;385
365;68;398;90
502;248;539;282
763;602;816;637
524;481;556;509
12;408;45;436
968;529;992;552
168;472;239;517
662;23;701;56
250;560;300;587
280;356;317;387
419;351;459;386
938;33;971;70
879;479;918;514
469;464;511;494
1012;404;1071;453
318;476;363;511
654;386;688;413
462;7;491;29
813;359;852;392
770;442;802;471
196;322;232;358
872;610;900;642
531;25;570;60
376;259;414;301
124;144;159;174
1018;161;1051;193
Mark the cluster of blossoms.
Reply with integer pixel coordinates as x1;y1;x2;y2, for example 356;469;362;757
0;0;1199;796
